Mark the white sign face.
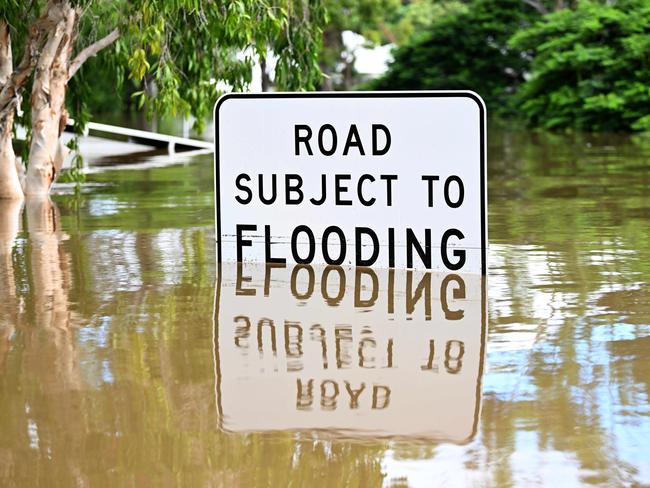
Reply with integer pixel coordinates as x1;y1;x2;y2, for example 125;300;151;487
214;262;486;442
214;92;487;274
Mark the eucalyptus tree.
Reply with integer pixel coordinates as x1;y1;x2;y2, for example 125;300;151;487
0;0;325;199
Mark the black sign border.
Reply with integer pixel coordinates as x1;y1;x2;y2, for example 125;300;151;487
213;91;487;275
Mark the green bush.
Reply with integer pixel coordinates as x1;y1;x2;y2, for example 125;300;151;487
510;0;650;131
371;0;536;114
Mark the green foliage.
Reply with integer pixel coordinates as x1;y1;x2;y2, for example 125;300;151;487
271;1;328;90
371;0;537;114
5;1;325;136
510;0;650;131
318;0;401;89
323;0;401;45
58;138;86;184
120;0;326;132
384;0;468;46
317;0;470;89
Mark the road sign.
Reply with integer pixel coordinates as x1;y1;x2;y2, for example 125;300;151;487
214;92;487;274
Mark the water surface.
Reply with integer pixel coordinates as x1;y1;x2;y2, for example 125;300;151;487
1;129;649;486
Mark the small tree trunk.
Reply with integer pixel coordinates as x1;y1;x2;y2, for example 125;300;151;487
0;21;24;200
260;56;272;92
0;112;24;199
319;29;339;91
342;56;355;91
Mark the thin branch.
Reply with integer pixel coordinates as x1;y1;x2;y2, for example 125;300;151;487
68;28;119;79
522;0;549;15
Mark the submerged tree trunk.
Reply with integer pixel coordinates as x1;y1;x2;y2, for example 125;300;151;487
0;21;26;200
24;3;75;196
0;2;119;199
0;111;23;199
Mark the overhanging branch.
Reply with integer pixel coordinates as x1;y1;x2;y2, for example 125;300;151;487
68;28;119;79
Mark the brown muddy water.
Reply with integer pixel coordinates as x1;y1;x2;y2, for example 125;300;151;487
1;129;649;487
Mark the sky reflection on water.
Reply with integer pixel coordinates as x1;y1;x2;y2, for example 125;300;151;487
0;129;649;486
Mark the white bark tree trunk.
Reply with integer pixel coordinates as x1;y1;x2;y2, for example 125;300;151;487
0;21;25;199
24;72;70;196
24;3;75;196
0;111;24;199
0;22;12;82
0;2;118;198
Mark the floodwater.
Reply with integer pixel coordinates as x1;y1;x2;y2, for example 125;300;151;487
1;129;649;486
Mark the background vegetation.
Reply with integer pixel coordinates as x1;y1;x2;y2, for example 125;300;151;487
370;0;650;132
510;0;650;131
23;0;648;133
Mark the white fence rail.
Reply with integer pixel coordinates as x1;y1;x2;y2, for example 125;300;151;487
17;120;214;152
78;121;214;151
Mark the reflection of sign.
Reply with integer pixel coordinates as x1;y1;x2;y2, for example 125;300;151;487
214;92;487;274
214;263;486;442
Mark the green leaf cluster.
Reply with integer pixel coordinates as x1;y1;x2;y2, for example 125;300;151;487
371;0;535;115
272;0;328;91
371;0;650;131
510;0;650;131
119;0;326;132
317;0;468;89
384;0;468;46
